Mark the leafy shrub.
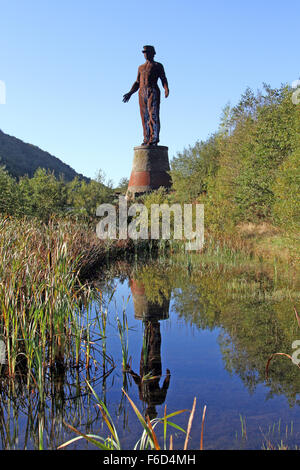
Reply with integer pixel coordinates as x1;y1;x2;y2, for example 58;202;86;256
272;149;300;231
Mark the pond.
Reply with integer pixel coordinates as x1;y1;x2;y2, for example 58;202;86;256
1;255;300;450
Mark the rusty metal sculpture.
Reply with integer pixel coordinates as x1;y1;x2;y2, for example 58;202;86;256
123;45;169;146
127;278;171;419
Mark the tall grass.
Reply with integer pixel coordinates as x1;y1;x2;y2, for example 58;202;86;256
0;215;107;387
59;382;207;451
0;215;122;448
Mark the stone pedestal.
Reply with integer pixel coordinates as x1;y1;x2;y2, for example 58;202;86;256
129;279;170;321
126;145;172;199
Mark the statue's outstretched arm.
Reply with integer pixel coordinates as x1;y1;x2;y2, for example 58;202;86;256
127;367;142;386
123;69;140;102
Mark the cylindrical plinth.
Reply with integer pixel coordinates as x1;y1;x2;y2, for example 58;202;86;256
126;145;172;199
130;279;170;321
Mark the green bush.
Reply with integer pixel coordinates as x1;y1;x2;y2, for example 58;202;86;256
0;166;19;215
170;135;219;203
272;149;300;231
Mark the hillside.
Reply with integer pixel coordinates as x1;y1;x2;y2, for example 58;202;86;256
0;129;89;182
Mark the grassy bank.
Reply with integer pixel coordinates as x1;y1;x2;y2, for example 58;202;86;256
236;222;300;265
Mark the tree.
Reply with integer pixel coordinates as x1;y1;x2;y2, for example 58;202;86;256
19;168;68;220
170;134;220;203
116;177;129;193
67;169;114;217
0;166;20;215
272;149;300;231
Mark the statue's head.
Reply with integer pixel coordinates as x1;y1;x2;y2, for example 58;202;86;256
142;45;156;60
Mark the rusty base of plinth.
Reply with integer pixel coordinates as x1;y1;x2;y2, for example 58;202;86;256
126;145;172;199
129;279;170;321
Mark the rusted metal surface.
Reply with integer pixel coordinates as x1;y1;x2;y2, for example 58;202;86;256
126;145;171;198
123;46;169;145
128;277;170;419
128;170;151;187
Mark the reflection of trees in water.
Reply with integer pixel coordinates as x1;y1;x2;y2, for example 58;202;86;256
98;259;300;407
90;260;134;308
119;259;299;407
216;303;300;407
170;270;300;407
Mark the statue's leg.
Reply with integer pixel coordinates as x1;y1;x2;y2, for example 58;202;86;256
147;87;161;145
139;88;150;144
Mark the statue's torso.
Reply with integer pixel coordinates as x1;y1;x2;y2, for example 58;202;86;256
138;61;163;89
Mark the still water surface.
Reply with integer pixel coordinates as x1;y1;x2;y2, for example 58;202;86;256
1;257;300;450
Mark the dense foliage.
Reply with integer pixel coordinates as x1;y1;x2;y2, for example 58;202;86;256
170;83;300;233
0;166;114;221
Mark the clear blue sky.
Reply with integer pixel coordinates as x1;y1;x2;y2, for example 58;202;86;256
0;0;299;185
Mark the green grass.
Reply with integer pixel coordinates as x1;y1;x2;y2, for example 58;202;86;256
0;215;111;389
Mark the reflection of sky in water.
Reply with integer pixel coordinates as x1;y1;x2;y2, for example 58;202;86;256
2;273;300;450
99;278;300;450
0;340;5;365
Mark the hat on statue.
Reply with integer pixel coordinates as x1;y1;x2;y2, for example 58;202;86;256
142;45;156;55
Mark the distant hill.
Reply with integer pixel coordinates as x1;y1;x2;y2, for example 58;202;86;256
0;129;89;182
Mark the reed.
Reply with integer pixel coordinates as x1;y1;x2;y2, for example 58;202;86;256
0;215;107;389
59;382;204;451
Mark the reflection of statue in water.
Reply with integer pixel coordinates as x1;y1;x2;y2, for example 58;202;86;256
128;320;170;420
127;279;170;420
123;45;169;146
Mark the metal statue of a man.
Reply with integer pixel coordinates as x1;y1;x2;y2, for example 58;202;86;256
123;45;169;146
